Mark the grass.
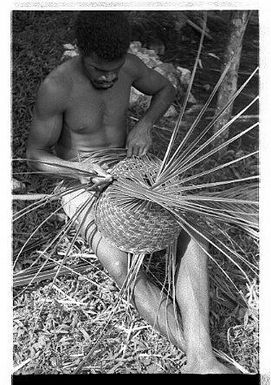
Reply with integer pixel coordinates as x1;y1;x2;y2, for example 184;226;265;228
13;230;186;374
12;11;259;374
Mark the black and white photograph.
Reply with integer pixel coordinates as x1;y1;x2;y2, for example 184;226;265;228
7;2;269;381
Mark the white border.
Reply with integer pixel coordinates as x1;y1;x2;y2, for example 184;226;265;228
12;0;261;11
2;1;271;382
1;2;12;385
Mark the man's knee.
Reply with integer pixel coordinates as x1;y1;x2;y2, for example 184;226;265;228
106;258;129;286
177;229;209;262
91;235;129;285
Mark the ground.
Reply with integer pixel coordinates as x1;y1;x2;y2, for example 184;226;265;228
12;11;259;374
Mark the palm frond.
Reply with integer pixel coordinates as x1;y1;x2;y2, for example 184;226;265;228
13;14;259;374
13;200;64;268
157;12;207;178
154;105;258;188
155;68;259;185
14;189;95;298
13;260;90;288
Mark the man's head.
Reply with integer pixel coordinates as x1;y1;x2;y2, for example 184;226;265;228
75;11;130;89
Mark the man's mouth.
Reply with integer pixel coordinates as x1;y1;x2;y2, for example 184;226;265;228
99;83;114;88
92;81;114;89
94;78;118;89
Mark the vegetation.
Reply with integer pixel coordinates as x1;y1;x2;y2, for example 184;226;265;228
12;11;259;374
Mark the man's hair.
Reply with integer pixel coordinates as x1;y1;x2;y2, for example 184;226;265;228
75;11;130;61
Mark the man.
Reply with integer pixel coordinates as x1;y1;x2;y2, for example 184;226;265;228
27;11;233;374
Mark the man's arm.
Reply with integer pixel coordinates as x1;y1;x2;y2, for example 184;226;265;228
27;75;113;188
26;76;80;178
126;54;176;157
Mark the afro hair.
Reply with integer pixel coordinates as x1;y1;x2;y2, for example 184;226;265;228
75;11;131;61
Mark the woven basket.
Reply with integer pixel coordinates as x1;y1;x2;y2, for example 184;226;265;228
95;156;181;253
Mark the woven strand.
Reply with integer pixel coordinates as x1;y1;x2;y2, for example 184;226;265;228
95;156;181;253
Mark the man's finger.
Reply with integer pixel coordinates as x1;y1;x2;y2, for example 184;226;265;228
132;145;140;157
141;147;148;156
138;145;148;157
101;162;109;170
92;175;112;186
89;180;110;192
126;146;133;158
137;148;143;157
93;165;108;177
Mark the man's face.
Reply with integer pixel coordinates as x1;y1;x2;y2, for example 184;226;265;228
82;53;126;90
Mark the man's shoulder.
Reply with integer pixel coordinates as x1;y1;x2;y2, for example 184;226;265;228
40;58;76;98
123;53;148;79
36;59;78;111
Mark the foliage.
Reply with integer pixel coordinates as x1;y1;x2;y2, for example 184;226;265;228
12;11;259;374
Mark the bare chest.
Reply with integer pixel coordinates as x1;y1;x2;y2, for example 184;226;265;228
64;76;131;134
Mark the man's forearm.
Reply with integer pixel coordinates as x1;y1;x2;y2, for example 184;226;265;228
126;83;176;156
140;84;176;127
26;148;81;179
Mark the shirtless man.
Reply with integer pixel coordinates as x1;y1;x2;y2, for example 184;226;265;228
26;11;233;374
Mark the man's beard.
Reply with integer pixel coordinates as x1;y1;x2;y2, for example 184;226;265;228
92;79;117;90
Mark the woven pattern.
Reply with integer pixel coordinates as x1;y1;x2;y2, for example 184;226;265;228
95;156;181;253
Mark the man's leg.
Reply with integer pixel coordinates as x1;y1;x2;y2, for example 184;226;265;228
61;189;233;373
82;208;187;351
61;188;186;349
175;231;234;373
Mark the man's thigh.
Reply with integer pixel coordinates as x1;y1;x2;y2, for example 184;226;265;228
60;184;129;278
61;186;96;227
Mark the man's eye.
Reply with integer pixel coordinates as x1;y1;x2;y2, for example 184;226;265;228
95;68;107;74
90;65;101;71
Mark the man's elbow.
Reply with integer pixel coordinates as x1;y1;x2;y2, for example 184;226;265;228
161;80;176;105
167;82;177;102
26;144;38;170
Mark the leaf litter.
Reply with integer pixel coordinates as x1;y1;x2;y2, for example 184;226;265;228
12;11;259;374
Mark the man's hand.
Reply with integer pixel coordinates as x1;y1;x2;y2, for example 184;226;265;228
126;122;152;157
91;163;113;192
77;162;113;192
